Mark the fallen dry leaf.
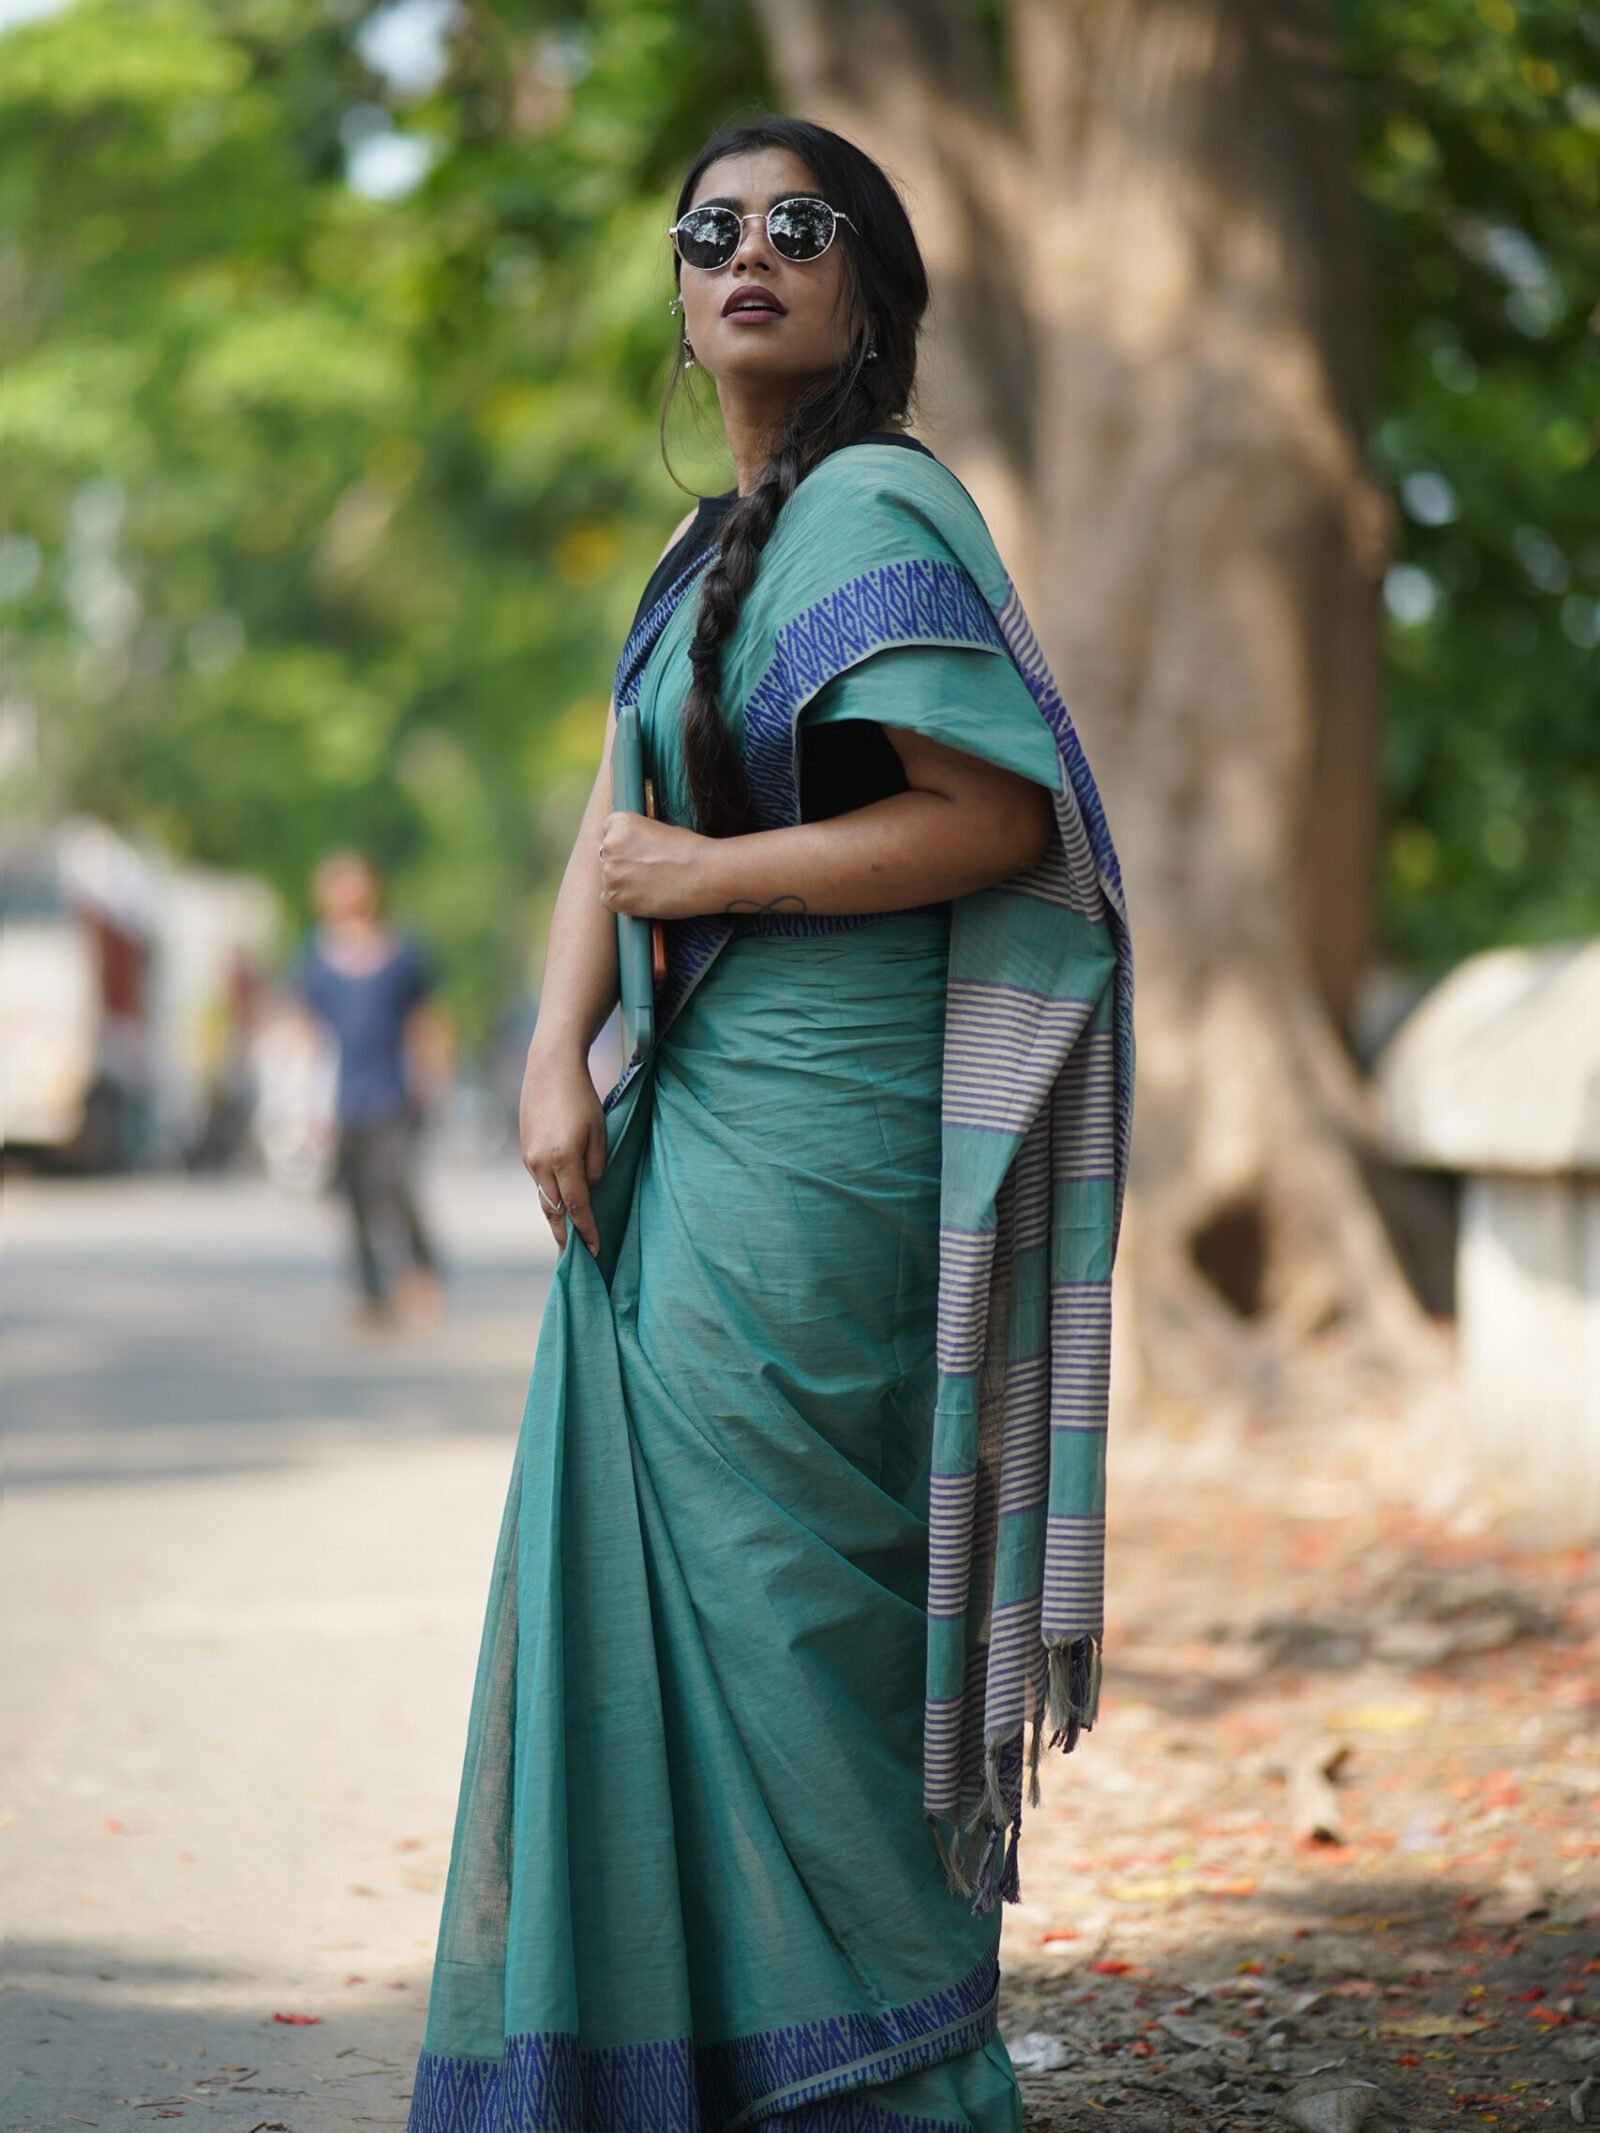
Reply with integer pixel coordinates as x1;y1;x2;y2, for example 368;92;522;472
1380;2011;1495;2037
1324;1701;1433;1733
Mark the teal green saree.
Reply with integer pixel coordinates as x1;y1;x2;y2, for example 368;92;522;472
407;437;1134;2133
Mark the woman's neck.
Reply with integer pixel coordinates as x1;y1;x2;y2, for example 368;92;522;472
721;387;792;498
318;918;396;971
712;375;904;494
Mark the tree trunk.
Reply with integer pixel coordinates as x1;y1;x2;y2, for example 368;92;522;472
752;0;1444;1420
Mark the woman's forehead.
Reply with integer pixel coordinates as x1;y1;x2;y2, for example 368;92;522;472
690;153;817;211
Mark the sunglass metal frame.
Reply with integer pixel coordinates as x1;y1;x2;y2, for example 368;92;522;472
665;196;858;271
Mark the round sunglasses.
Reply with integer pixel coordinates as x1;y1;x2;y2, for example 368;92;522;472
666;196;858;272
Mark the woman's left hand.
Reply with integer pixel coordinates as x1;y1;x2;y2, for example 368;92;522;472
597;810;715;919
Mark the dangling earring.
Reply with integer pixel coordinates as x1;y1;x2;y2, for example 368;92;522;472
865;337;879;362
669;294;696;370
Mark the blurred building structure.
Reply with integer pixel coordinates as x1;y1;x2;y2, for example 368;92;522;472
0;814;278;1169
1376;940;1600;1544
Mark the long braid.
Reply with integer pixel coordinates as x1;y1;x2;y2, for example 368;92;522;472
678;448;801;841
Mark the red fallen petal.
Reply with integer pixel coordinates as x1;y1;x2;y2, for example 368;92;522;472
1040;1930;1082;1943
104;1818;124;1834
271;2011;322;2025
344;1974;366;1986
1509;1987;1545;2001
1090;1960;1133;1974
1396;2055;1421;2067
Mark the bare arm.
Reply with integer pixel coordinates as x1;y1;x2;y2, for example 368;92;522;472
520;504;700;1254
597;726;1055;922
525;697;623;1065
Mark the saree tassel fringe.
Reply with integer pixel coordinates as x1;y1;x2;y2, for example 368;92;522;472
965;1810;1022;1915
998;1817;1022;1906
926;1811;975;1900
976;1736;1017;1839
932;1635;1107;1912
927;1808;1007;1907
967;1820;1003;1917
1046;1631;1103;1753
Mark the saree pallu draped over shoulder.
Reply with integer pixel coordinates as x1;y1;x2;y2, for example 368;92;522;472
407;441;1135;2133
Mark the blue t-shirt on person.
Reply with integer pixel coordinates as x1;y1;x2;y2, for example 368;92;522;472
293;930;433;1128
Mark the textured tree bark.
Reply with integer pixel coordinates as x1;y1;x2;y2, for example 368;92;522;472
751;0;1441;1418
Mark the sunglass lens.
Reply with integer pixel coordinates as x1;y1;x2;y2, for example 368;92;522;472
675;207;740;268
770;198;835;260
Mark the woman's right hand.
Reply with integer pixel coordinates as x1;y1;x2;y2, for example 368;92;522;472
520;1044;606;1258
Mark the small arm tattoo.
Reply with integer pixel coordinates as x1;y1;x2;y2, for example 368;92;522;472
723;892;810;916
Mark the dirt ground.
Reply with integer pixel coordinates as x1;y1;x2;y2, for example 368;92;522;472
1005;1389;1600;2133
4;1170;1595;2133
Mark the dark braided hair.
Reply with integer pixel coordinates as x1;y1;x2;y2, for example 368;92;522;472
659;118;930;840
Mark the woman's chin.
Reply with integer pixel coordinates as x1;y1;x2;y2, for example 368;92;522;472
708;350;842;393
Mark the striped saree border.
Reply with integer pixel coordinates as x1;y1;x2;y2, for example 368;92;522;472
406;1954;999;2133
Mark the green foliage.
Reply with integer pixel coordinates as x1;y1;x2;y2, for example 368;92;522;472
0;0;765;1044
1338;0;1600;971
3;0;1593;1055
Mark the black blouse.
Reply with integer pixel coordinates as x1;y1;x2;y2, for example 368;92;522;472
627;430;936;823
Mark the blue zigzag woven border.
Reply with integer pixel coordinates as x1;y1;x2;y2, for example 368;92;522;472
728;558;1005;944
613;546;716;714
406;1952;998;2133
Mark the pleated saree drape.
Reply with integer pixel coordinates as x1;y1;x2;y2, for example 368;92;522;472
406;436;1135;2133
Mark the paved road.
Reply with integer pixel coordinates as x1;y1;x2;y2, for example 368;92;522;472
2;1159;556;2132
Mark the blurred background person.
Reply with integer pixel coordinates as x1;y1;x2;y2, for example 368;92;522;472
292;847;451;1328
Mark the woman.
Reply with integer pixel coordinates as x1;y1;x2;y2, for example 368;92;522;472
407;118;1134;2133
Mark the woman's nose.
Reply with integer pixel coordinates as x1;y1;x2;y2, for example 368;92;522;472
730;213;778;272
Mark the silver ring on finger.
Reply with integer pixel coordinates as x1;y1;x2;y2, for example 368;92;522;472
536;1179;565;1215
